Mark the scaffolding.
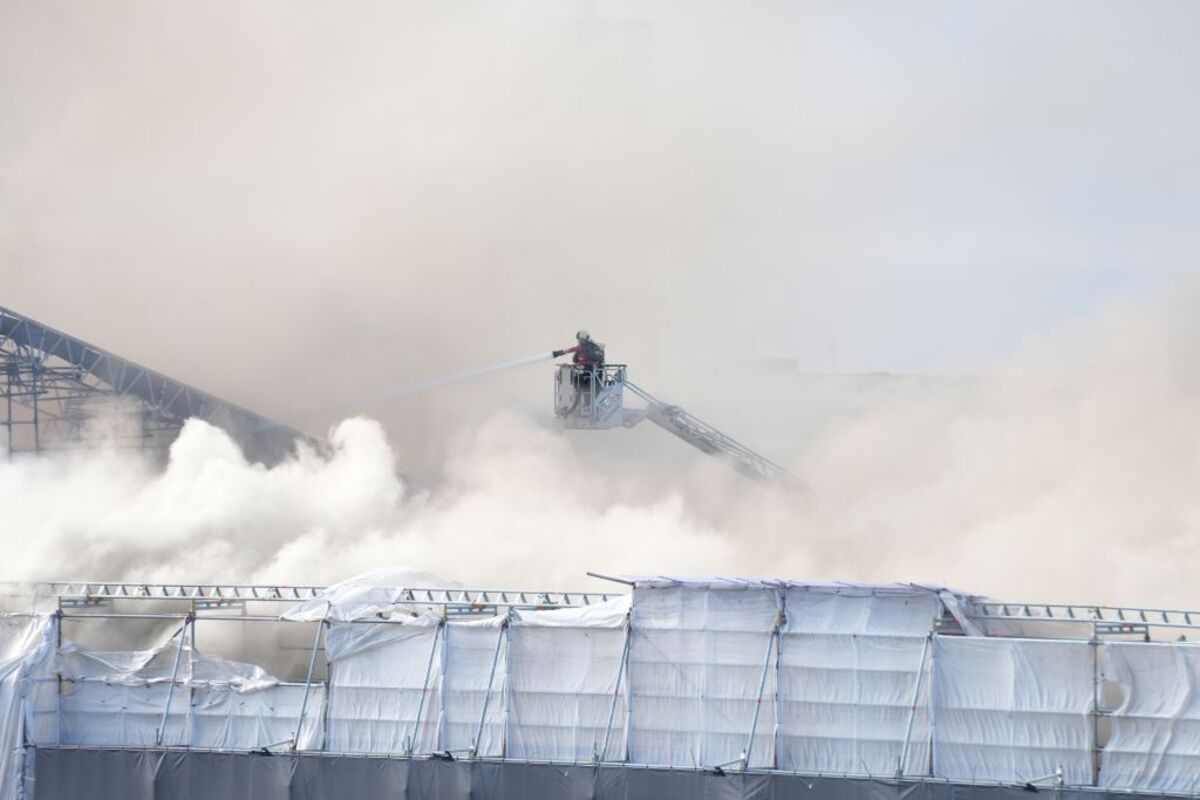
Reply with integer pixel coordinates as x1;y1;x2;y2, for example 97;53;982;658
5;577;1200;798
7;580;1194;638
0;581;620;616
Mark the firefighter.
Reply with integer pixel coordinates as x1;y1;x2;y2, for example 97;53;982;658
553;330;605;366
553;330;606;398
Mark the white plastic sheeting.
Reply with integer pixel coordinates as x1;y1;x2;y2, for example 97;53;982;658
324;615;443;754
57;639;188;685
324;600;631;761
57;640;277;693
1100;642;1200;793
57;682;191;747
190;683;324;750
778;587;939;776
50;680;324;750
283;568;461;622
325;615;508;756
507;597;629;761
35;575;1200;797
50;634;202;747
628;584;780;768
441;617;507;756
932;637;1094;785
0;615;52;800
30;627;324;751
510;596;629;629
22;638;59;748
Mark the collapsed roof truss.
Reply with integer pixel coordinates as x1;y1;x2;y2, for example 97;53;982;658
0;304;312;462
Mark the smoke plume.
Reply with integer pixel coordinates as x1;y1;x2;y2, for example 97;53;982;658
1;281;1199;611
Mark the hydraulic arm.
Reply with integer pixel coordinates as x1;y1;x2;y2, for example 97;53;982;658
553;362;801;491
624;380;800;488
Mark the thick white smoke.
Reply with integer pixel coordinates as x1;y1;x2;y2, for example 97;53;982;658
0;411;744;591
4;283;1200;611
789;285;1200;608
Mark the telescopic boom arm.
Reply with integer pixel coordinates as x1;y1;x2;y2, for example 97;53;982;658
624;380;801;489
553;361;802;492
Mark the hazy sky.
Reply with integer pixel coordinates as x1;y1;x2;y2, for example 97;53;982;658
1;0;1198;425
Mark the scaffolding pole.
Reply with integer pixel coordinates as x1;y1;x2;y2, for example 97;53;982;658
598;619;632;762
742;622;781;770
53;609;62;746
472;619;508;757
1091;622;1100;786
292;610;328;753
436;619;449;752
898;634;932;777
185;615;197;745
155;618;191;747
928;634;937;777
408;621;443;756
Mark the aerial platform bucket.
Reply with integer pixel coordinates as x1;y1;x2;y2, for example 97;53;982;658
554;364;630;429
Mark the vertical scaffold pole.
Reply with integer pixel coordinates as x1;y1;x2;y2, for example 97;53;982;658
898;634;932;777
743;619;782;769
16;661;28;800
1091;621;1100;786
156;617;191;747
292;609;328;752
623;624;636;763
409;621;443;756
436;613;449;752
185;614;197;746
320;629;332;754
472;617;507;757
773;597;786;770
53;604;62;746
928;634;938;777
599;618;632;762
502;615;514;759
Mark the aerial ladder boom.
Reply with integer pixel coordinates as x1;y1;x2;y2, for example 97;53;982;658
623;380;798;486
553;362;802;491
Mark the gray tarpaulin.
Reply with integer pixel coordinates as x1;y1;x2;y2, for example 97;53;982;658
32;748;1123;800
